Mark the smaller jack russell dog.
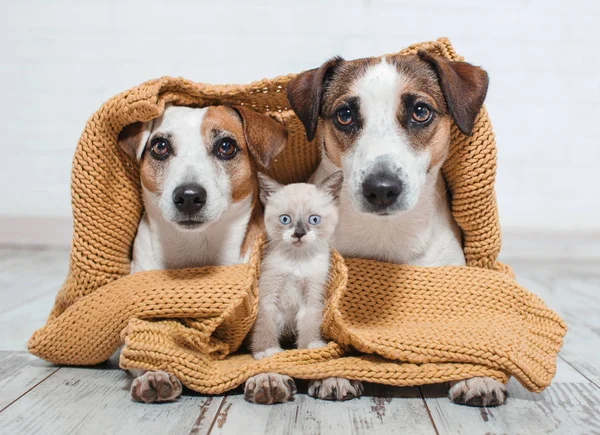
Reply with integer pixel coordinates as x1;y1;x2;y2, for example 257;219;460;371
245;171;347;405
118;103;287;403
282;51;505;407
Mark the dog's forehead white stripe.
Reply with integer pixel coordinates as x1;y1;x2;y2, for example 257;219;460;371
138;105;210;160
153;105;207;135
352;58;405;131
351;58;409;161
160;106;214;180
153;106;212;164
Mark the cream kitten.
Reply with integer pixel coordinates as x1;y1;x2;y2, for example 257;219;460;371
249;171;344;359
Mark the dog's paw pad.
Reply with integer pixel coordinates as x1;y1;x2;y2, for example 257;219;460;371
308;377;363;401
130;371;183;403
449;377;507;407
244;373;296;404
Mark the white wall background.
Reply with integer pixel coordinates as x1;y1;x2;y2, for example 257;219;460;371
1;0;599;243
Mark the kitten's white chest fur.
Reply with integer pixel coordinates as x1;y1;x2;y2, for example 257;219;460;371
250;247;331;358
260;248;331;328
275;250;329;279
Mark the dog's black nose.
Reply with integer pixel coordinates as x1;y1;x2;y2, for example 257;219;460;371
172;184;207;213
362;173;403;207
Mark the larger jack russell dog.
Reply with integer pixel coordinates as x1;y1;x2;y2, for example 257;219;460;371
242;50;504;408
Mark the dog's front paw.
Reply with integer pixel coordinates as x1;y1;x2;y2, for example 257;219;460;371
449;377;507;407
244;373;296;404
130;370;183;403
308;377;363;401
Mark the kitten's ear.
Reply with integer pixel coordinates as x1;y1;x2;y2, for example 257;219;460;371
317;170;344;202
257;172;284;205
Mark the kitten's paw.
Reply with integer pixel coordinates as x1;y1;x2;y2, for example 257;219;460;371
244;373;296;404
130;370;182;403
449;377;507;407
308;377;363;401
306;340;328;349
253;347;284;360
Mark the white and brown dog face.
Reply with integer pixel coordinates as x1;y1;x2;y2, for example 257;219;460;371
119;104;286;231
287;51;488;216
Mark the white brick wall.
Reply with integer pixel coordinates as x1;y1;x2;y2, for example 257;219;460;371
1;0;599;236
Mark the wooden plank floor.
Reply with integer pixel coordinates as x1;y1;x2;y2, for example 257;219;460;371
0;244;598;434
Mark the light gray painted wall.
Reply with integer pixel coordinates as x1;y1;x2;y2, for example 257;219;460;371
2;0;598;238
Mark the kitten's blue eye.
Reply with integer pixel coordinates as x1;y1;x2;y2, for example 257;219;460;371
308;215;321;225
279;215;291;225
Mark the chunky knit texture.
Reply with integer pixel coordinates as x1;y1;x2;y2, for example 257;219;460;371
28;38;566;394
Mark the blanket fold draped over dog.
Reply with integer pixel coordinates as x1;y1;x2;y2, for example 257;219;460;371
28;37;566;394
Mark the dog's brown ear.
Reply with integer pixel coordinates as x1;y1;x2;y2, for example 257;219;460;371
417;50;489;136
118;121;152;160
286;57;344;142
233;106;287;168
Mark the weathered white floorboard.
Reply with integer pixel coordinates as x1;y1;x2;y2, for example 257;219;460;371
0;351;58;412
513;262;600;386
421;359;600;434
1;245;599;434
211;384;436;435
0;362;223;435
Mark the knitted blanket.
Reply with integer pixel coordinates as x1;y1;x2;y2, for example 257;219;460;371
28;38;567;394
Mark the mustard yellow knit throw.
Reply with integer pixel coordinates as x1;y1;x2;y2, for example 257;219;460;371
27;38;567;394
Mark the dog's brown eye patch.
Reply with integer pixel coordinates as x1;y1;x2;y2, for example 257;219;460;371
149;137;172;160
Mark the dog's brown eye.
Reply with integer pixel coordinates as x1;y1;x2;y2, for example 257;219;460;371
412;104;432;123
335;107;354;127
150;138;171;160
215;138;238;160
